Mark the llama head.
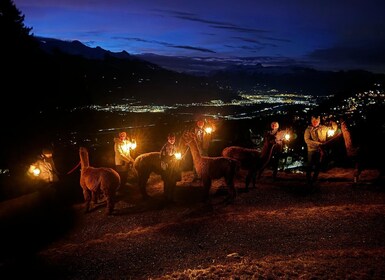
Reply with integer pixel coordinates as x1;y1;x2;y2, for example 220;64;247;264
79;146;88;154
79;147;90;165
181;131;196;144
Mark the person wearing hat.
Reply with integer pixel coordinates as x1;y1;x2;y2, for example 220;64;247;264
114;131;134;189
259;121;285;180
304;115;328;186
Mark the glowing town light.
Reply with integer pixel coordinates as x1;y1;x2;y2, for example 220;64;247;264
174;152;182;160
204;126;213;134
327;129;335;137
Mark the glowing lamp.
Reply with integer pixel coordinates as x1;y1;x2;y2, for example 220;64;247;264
174;152;182;160
284;133;291;141
122;143;130;153
130;140;137;150
29;165;41;176
204;127;213;134
327;129;335;137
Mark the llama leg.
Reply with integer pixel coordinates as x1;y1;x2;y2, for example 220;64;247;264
225;176;237;202
168;180;177;202
163;180;174;202
91;191;98;204
83;188;91;213
245;171;251;191
202;177;211;202
139;173;150;200
353;160;362;184
106;195;115;215
257;167;264;180
251;170;257;188
101;187;115;215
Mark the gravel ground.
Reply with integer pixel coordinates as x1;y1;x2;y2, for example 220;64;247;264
1;168;385;279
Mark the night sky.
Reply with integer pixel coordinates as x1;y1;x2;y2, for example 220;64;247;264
13;0;385;73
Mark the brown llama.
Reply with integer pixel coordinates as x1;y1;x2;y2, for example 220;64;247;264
340;119;385;183
222;146;263;191
132;151;163;199
79;147;120;215
182;132;238;202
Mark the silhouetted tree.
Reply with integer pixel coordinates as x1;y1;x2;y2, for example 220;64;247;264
0;0;36;53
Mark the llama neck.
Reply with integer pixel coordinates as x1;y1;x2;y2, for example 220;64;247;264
188;138;202;167
80;149;90;169
341;122;357;157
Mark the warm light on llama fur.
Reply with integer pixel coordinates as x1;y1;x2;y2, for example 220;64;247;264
340;120;385;183
182;132;239;202
222;146;262;191
133;151;162;199
79;146;120;215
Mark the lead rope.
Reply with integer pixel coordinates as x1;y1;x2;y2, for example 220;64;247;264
66;161;81;175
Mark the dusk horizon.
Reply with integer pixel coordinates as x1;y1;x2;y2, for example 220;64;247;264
13;0;385;74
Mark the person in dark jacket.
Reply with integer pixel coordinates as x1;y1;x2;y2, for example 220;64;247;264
259;121;286;180
160;133;182;202
28;147;59;186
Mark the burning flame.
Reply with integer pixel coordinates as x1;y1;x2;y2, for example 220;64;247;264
122;139;137;152
29;165;41;176
204;126;213;134
284;133;291;141
327;129;335;137
130;140;137;150
174;152;182;160
122;143;130;153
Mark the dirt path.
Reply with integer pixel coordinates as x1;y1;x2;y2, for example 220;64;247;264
1;168;385;279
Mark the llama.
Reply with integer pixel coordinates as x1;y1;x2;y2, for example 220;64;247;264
182;132;238;202
79;147;120;215
132;151;163;199
340;120;385;183
221;146;262;191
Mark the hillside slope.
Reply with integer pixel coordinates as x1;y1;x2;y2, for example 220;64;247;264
1;167;384;279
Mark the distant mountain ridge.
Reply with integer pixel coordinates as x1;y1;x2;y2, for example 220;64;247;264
36;37;385;97
33;36;236;107
38;37;132;61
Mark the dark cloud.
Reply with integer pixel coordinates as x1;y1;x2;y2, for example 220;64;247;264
117;37;215;54
232;37;278;48
307;43;385;73
171;45;216;53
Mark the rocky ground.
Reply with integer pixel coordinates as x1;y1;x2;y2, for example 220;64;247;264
1;167;385;279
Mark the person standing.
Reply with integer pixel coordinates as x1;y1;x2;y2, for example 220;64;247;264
259;121;285;180
28;147;60;189
39;147;59;184
304;115;328;186
160;133;181;202
114;131;134;189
